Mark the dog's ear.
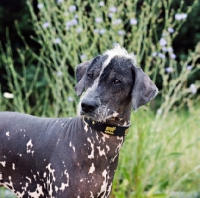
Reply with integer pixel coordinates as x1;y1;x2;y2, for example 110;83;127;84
131;66;158;110
75;59;93;96
76;60;93;82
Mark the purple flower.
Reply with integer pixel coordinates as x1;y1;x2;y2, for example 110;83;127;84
68;96;74;102
108;13;114;18
167;47;173;52
76;27;82;33
112;19;122;25
157;109;162;115
37;3;44;9
80;54;87;60
95;17;103;23
170;53;176;59
161;47;173;52
175;13;187;21
99;1;105;6
56;71;63;76
162;47;168;52
165;67;173;73
66;19;78;30
130;18;137;25
159;38;167;46
151;52;157;57
187;65;193;70
158;53;166;59
118;30;125;36
99;28;106;35
168;27;174;33
57;0;64;3
66;19;77;26
72;19;78;25
53;38;61;44
109;6;117;13
190;84;197;94
42;22;50;28
68;5;76;13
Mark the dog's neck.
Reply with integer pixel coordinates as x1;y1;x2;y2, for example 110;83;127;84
82;104;132;137
106;117;130;127
107;104;132;127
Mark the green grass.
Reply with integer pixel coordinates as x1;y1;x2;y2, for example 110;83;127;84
112;107;200;198
0;188;16;198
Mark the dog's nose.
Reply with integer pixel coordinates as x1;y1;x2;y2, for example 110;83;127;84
81;99;98;113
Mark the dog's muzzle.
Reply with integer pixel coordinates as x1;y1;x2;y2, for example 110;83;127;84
81;98;99;114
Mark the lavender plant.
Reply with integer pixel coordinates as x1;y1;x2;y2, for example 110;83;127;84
1;0;199;117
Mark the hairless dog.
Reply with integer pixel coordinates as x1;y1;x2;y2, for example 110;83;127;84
0;45;158;198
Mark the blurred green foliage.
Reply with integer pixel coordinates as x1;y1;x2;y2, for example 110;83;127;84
0;1;199;67
0;0;199;97
1;0;199;116
112;107;200;197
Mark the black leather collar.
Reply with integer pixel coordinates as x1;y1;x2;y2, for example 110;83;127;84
83;117;130;136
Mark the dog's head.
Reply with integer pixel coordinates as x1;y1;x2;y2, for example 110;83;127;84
75;45;158;122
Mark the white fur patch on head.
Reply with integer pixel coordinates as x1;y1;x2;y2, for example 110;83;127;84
102;44;137;69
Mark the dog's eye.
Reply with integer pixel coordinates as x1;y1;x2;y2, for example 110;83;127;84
87;73;93;79
113;79;122;85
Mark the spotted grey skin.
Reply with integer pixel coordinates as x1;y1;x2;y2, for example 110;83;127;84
0;113;121;197
0;45;158;198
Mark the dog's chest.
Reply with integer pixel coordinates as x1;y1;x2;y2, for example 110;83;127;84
0;115;124;198
50;124;124;197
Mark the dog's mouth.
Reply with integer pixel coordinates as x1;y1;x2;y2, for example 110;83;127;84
78;97;120;123
80;109;119;123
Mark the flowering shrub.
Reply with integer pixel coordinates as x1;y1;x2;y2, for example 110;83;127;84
0;0;199;117
29;0;200;117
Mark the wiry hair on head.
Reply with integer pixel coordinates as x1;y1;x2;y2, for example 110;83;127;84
103;44;137;66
